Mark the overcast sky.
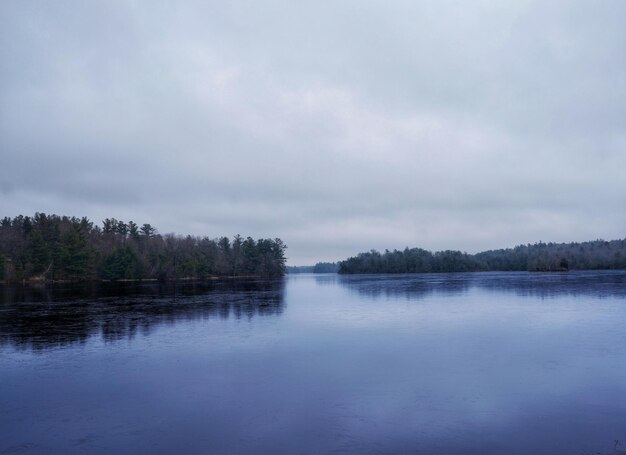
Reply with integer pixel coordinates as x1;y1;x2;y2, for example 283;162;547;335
1;1;625;264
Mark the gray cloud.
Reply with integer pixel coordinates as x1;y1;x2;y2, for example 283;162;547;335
1;0;625;264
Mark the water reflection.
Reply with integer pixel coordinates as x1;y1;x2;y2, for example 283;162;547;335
2;273;626;454
330;271;626;299
0;280;285;351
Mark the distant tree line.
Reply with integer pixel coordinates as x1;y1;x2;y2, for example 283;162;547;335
286;265;314;274
313;262;338;273
338;239;626;274
286;262;339;274
0;214;287;282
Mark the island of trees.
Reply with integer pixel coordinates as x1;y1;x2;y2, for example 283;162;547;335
338;239;626;274
0;214;287;283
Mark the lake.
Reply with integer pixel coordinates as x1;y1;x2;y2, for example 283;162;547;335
2;271;626;454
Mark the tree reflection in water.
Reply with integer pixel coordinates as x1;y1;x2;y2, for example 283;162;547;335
0;280;285;351
320;270;626;300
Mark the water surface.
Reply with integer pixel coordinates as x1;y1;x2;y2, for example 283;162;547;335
2;272;626;454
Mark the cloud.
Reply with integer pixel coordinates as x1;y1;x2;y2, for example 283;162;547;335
1;0;625;264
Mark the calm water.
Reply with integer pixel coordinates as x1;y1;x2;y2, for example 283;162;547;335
2;272;626;454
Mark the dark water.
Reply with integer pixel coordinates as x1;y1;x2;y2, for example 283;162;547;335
2;272;626;454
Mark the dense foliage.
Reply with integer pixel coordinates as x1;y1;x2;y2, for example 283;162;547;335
0;214;287;282
338;239;626;274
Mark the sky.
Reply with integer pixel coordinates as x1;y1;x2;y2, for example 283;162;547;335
1;1;625;265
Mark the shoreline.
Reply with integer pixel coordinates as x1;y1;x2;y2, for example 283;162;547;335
0;274;279;286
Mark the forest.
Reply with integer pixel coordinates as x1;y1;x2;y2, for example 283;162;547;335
0;214;287;282
338;239;626;274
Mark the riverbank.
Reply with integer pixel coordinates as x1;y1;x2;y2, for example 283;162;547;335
0;274;273;286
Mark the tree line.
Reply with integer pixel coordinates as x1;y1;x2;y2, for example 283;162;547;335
0;213;287;282
338;239;626;274
286;262;339;274
313;262;338;273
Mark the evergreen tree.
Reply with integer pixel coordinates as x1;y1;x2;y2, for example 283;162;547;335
60;228;91;280
101;247;139;280
27;230;50;275
140;223;156;237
